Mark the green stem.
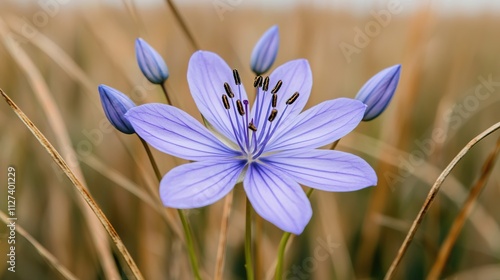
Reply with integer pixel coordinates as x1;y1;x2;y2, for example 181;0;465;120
160;82;172;105
138;136;202;280
139;137;162;180
274;231;291;280
274;188;314;280
245;197;255;280
178;209;202;280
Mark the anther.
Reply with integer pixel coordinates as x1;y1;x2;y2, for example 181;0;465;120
263;76;270;91
271;80;283;94
286;92;300;105
253;76;263;88
222;95;230;109
272;94;278;107
233;69;241;85
268;109;278;122
224;82;234;98
248;122;257;132
236;100;245;115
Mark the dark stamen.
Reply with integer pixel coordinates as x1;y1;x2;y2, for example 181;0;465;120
233;69;241;85
271;80;283;94
253;76;263;88
263;76;270;91
268;109;278;122
222;95;230;109
248;122;257;132
224;82;234;98
236;100;245;115
272;94;278;107
286;92;300;105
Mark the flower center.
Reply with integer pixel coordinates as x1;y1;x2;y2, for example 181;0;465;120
220;69;300;161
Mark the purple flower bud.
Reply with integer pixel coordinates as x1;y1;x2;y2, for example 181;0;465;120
98;84;136;134
355;64;401;121
250;25;279;75
135;38;169;84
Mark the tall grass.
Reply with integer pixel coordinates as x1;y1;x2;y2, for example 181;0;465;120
1;2;500;279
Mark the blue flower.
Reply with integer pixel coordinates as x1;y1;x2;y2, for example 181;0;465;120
126;51;376;234
99;84;136;134
355;64;401;121
135;38;169;84
250;25;279;75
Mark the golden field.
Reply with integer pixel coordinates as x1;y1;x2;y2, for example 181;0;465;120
1;1;500;279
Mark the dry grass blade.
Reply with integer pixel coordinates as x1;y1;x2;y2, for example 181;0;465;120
214;191;234;280
6;16;98;105
81;154;158;211
0;89;144;280
164;0;200;50
344;131;500;251
427;136;500;280
0;18;121;279
384;121;500;280
0;210;79;280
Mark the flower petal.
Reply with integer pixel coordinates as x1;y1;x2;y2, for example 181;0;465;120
244;162;312;235
125;103;239;161
251;59;312;134
263;150;377;192
161;160;245;208
188;51;248;144
265;98;366;152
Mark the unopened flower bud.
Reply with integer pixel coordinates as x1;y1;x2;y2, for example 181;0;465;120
135;38;169;84
250;25;279;75
355;64;401;121
98;84;136;134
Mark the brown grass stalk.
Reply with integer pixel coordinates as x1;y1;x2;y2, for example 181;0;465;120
164;0;200;50
0;89;144;280
354;4;434;274
213;191;234;280
0;18;122;279
344;131;500;251
0;210;79;280
426;136;500;280
384;121;500;280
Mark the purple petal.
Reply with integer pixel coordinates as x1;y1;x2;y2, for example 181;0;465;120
125;103;239;161
263;150;377;192
188;51;248;144
244;162;312;235
251;59;312;133
265;98;366;152
161;160;245;208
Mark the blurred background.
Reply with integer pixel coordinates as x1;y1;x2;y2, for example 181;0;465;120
1;0;500;279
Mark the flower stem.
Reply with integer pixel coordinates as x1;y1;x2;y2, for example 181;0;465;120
139;137;162;180
160;82;172;105
179;208;202;280
245;197;255;280
274;188;314;280
138;136;202;280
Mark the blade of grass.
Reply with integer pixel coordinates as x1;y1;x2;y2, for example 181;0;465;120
0;88;144;280
6;16;98;106
0;18;121;280
214;191;234;280
384;121;500;280
427;136;500;280
0;210;79;280
355;3;434;274
163;0;200;50
343;131;500;252
5;15;185;244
